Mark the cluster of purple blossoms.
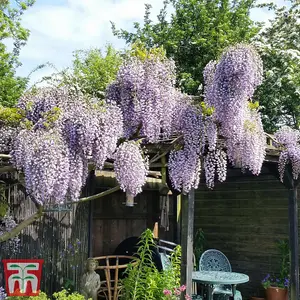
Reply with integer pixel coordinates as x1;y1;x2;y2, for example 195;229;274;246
106;55;177;142
0;287;6;300
204;44;265;177
0;126;18;153
275;126;300;181
0;214;20;253
114;141;149;197
11;88;123;204
168;100;204;194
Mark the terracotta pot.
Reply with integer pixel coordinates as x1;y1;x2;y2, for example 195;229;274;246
250;297;265;300
265;286;288;300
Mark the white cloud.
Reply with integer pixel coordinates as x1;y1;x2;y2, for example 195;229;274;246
17;0;166;82
15;0;285;84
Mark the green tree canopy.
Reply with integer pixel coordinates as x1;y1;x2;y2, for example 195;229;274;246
112;0;263;94
0;0;34;106
43;45;123;98
253;1;300;132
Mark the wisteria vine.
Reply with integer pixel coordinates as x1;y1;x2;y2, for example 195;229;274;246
9;88;123;204
114;141;149;197
0;214;20;253
0;43;274;204
275;126;300;181
203;44;266;179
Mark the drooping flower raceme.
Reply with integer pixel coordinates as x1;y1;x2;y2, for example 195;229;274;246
0;214;20;253
204;149;227;189
168;102;204;194
205;44;263;140
275;126;300;181
232;108;266;175
107;54;177;142
0;126;18;153
275;126;300;147
0;287;6;300
114;141;149;197
168;149;201;194
204;44;265;176
11;88;123;204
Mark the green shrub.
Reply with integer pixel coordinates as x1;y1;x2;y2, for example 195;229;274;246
53;289;85;300
121;229;182;300
7;290;86;300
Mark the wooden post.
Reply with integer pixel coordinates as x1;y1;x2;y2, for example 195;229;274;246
180;189;195;299
177;194;182;244
288;185;299;300
87;170;95;257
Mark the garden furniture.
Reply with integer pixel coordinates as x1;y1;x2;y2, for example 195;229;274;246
198;249;246;300
192;271;249;300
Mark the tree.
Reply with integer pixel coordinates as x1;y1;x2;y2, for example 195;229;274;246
253;1;300;133
0;44;28;107
0;0;35;107
111;0;262;95
42;45;123;98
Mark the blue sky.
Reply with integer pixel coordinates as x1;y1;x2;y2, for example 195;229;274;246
14;0;286;85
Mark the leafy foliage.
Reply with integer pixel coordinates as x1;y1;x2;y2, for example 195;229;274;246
194;228;205;270
0;41;29;107
112;0;262;94
52;289;85;300
7;290;85;300
41;45;122;99
121;229;182;300
253;1;300;132
261;240;289;289
0;0;34;107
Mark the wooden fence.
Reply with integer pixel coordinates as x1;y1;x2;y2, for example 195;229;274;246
194;166;291;299
0;174;89;296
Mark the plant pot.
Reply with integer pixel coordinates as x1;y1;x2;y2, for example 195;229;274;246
265;286;288;300
251;297;265;300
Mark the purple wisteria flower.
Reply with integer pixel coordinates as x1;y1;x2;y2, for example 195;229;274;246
0;287;6;300
275;126;300;181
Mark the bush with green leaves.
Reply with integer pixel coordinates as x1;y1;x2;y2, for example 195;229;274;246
7;291;49;300
52;289;85;300
7;290;86;300
121;229;181;300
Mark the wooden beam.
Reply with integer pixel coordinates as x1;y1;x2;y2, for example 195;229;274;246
176;194;181;244
288;185;299;300
0;206;44;242
68;185;120;204
180;190;195;299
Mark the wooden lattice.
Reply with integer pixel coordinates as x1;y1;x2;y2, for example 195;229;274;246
93;255;139;300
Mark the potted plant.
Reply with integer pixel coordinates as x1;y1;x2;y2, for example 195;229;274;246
262;240;289;300
262;274;288;300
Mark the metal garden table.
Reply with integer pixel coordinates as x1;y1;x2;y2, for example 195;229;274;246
192;271;249;300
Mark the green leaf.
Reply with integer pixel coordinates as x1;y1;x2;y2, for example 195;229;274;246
24;264;37;268
9;264;21;268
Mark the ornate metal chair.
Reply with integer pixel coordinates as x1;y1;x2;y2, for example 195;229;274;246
199;249;242;300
